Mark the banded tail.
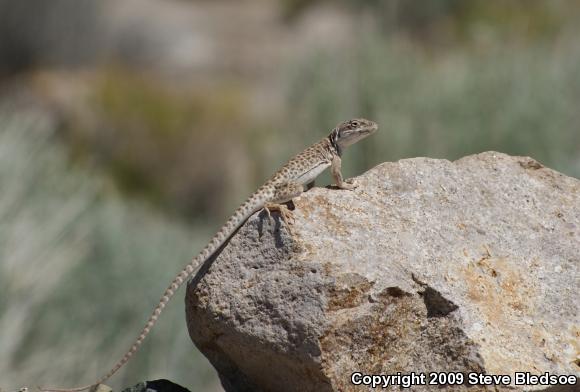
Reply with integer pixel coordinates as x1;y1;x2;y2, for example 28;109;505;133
41;191;270;392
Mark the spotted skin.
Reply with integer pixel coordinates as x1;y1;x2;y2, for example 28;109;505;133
41;118;378;392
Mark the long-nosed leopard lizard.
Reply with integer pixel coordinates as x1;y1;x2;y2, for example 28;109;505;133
40;118;378;392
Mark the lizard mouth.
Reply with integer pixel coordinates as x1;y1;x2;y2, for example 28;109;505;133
362;123;378;135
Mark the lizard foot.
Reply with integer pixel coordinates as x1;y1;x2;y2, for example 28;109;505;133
337;179;358;190
263;202;296;237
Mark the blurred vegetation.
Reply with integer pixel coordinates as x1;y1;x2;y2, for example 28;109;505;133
0;111;217;389
60;67;263;221
286;34;580;180
0;0;102;74
283;0;576;43
1;1;579;391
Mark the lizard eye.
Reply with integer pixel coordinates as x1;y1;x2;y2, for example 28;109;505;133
350;121;359;128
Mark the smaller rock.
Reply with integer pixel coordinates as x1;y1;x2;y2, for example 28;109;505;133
120;380;191;392
93;385;112;392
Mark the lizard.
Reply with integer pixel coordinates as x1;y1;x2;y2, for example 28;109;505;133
41;118;378;392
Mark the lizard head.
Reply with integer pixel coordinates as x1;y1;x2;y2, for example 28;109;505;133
330;118;378;150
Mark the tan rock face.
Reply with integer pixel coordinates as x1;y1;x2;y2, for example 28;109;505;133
185;152;579;392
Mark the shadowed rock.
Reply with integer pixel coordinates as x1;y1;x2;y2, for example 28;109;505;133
120;380;190;392
186;152;580;392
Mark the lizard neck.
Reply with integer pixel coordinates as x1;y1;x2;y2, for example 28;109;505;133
328;131;342;157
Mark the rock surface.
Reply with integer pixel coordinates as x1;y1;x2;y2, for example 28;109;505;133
185;152;579;392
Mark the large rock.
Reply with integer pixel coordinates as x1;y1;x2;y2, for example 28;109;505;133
185;152;579;392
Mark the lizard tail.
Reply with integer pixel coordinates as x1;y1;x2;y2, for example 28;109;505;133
39;194;267;392
39;259;201;392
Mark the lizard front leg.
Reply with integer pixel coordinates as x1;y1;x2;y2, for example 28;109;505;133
331;155;357;190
